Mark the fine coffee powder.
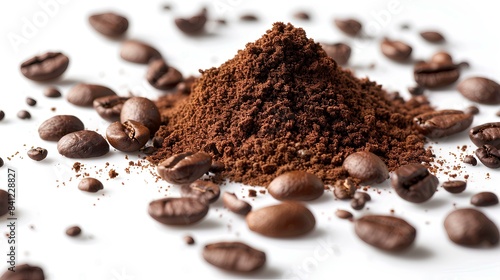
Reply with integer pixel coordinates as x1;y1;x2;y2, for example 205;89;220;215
150;22;433;186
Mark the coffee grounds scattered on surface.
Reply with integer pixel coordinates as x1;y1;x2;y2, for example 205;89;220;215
150;22;433;186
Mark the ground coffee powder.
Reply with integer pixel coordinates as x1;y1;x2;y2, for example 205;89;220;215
150;22;433;186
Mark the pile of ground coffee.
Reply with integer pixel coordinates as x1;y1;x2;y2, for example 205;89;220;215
150;22;433;186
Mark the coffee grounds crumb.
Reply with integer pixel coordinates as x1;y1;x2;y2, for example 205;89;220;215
109;169;118;179
248;189;257;197
73;162;82;172
183;235;195;245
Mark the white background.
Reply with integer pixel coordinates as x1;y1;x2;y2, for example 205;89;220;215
0;0;499;279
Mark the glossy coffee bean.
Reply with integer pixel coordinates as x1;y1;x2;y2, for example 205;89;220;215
335;209;353;220
0;190;10;217
181;180;220;204
175;8;207;35
431;51;453;64
27;147;48;161
475;145;500;168
333;178;356;200
267;171;324;201
17;110;31;119
334;18;362;36
67;83;117;107
414;110;473;138
78;177;104;193
0;263;45;280
88;12;129;37
471;192;499;207
148;197;209;225
20;52;69;81
93;95;128;122
106;120;149;152
355;215;416;251
342;151;389;185
420;31;445;43
463;155;478;166
57;130;109;158
444;208;499;247
321;42;351;65
380;38;412;62
65;226;82;237
157;152;212;185
391;163;438;203
414;62;460;88
442;180;467;194
470;122;500;149
38;115;84;141
120;39;162;64
203;242;266;273
43;87;61;98
146;59;183;90
120;97;161;137
222;192;252;216
458;77;500;105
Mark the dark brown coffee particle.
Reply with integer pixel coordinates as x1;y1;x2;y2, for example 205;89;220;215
184;235;195;245
335;209;353;220
471;192;499;207
17;110;31;119
66;226;82;237
463;155;477;166
44;87;61;98
26;97;37;106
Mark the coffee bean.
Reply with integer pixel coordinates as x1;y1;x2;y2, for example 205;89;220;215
380;38;412;62
120;97;161;137
342;151;389;185
469;122;500;148
355;215;416;251
175;8;207;35
57;130;109;158
184;235;195;245
141;146;157;155
0;157;4;168
463;155;478;166
293;11;310;20
66;226;82;237
20;52;69;81
391;163;438;203
240;14;258;22
414;110;473;138
27;147;48;161
203;242;266;272
43;87;61;98
420;31;445;43
351;198;366;210
67;83;117;107
442;180;467;194
152;136;164;148
0;189;9;216
267;171;324;201
321;42;351;65
431;51;453;64
106;120;149;152
414;62;460;88
0;110;4;121
146;59;183;90
17;110;31;119
78;177;104;193
458;77;500;105
26;97;37;106
181;180;220;204
408;85;424;96
471;192;499;207
246;201;315;238
157;152;212;185
0;263;45;280
444;208;499;247
464;105;479;115
354;191;371;202
209;161;225;173
148;197;209;225
333;178;356;200
222;192;252;216
38;115;85;141
334;18;362;36
335;209;353;220
120;39;162;64
88;12;128;38
475;145;500;168
93;95;128;122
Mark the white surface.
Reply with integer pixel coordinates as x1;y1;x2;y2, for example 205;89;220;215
0;0;499;279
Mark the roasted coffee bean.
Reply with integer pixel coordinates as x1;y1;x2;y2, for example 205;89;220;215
0;263;45;280
442;180;467;194
267;171;324;201
431;51;453;64
88;12;129;38
351;198;366;210
458;77;500;105
148;197;209;225
240;14;258;21
57;130;109;158
157;152;212;185
66;226;82;237
355;215;416;251
141;146;157;155
444;208;499;247
335;209;353;220
38;115;84;141
209;161;225;173
464;105;479;115
0;111;4;121
175;8;207;35
146;59;183;90
471;192;499;206
420;31;445;43
469;122;500;148
120;96;161;137
0;189;9;216
414;110;473;138
203;242;266;272
343;151;389;185
222;192;252;216
246;201;315;238
391;163;438;203
93;95;128;122
26;97;37;106
408;85;424;96
334;18;362;36
0;157;3;168
17;110;31;119
67;83;117;107
106;120;150;152
475;145;500;168
152;136;164;148
43;87;61;98
380;38;412;62
463;155;478;166
120;39;162;64
181;180;220;204
20;52;69;81
293;11;310;20
184;235;195;245
414;62;460;88
78;177;104;193
333;178;356;200
354;191;371;202
321;42;351;65
27;147;48;161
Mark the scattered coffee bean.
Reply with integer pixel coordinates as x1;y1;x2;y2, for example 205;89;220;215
43;87;61;98
203;242;266;272
458;77;500;105
57;130;109;158
106;120;150;152
240;14;258;21
334;18;362;36
442;180;467;194
475;144;500;168
0;263;45;280
157;152;212;185
267;171;324;201
408;85;424;96
444;208;499;247
27;147;48;161
351;198;366;210
335;209;353;220
120;39;162;64
321;42;351;65
38;115;84;141
431;51;453;64
420;31;445;43
380;38;412;62
152;136;164;148
175;8;207;35
67;83;117;107
343;151;389;185
181;180;220;204
355;215;416;251
222;192;252;216
93;95;128;122
17;110;31;119
26;97;37;106
293;11;310;20
414;61;460;88
78;177;104;193
471;192;499;207
141;146;157;155
333;178;356;200
146;59;183;90
20;51;69;81
0;190;9;216
148;197;209;225
463;155;478;166
464;105;479;115
354;191;371;202
0;157;4;168
120;96;161;137
469;122;500;148
88;12;129;38
209;161;225;173
414;109;473;138
391;163;438;203
184;235;195;245
66;226;82;237
246;201;315;238
0;110;5;121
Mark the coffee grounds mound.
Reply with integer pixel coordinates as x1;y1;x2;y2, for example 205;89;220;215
150;22;433;186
